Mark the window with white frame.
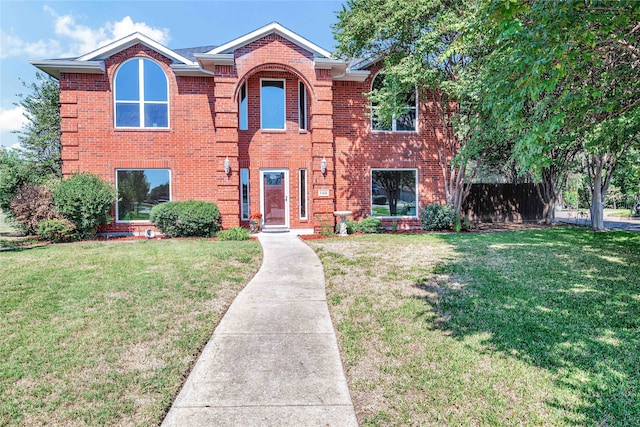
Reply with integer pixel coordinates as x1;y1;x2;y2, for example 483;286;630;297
116;169;170;221
298;81;307;130
261;79;285;130
114;58;169;128
240;168;250;220
239;83;248;130
299;168;307;219
371;169;417;217
371;73;416;132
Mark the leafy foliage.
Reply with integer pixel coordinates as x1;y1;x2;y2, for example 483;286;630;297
217;227;251;241
14;73;61;178
0;149;40;212
37;218;77;242
9;182;62;235
420;202;455;231
150;201;221;237
53;173;117;238
353;216;384;233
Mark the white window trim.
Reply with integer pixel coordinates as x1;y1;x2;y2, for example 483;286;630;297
298;81;307;131
370;168;419;218
115;168;171;223
370;73;417;133
114;58;170;129
299;168;308;220
240;168;250;220
260;78;286;130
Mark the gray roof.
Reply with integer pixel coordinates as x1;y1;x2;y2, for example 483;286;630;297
173;45;217;62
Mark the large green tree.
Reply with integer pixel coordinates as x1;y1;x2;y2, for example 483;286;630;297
477;0;640;230
334;0;489;215
14;72;62;178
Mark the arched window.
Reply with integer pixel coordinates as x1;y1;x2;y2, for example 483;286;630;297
114;58;169;128
371;73;416;132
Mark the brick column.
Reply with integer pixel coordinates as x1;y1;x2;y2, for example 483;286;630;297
311;69;336;232
59;85;80;176
213;68;240;228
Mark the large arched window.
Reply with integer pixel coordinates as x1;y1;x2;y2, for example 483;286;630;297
114;58;169;128
371;73;417;132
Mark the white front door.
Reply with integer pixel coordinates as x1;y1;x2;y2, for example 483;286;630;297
260;169;289;228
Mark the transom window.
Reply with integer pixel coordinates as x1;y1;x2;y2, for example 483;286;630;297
116;169;170;222
371;169;418;217
371;74;417;132
115;58;169;128
261;79;285;130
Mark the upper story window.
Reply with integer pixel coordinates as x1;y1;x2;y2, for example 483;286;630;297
239;82;248;130
261;79;285;130
114;58;169;128
298;81;307;131
371;73;417;132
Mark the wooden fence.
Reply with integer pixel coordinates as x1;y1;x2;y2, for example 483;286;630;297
463;183;545;223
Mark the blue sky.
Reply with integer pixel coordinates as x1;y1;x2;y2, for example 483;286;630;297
0;0;346;148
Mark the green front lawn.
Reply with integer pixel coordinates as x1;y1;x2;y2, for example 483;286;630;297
308;227;640;426
0;239;261;426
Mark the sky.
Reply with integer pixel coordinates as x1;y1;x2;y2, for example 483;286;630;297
0;0;346;149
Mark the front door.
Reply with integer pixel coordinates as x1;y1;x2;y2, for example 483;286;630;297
260;169;289;228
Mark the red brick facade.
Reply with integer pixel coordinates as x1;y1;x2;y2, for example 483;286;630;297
46;25;446;234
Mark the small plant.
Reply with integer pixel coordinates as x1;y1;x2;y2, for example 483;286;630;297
357;216;383;233
249;212;263;221
420;202;455;231
315;214;335;236
53;173;117;238
217;227;251;241
150;201;221;237
37;218;77;242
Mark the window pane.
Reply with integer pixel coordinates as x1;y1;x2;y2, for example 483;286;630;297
144;103;168;127
261;80;285;129
143;59;168;102
371;170;417;217
116;103;140;127
115;60;139;101
241;168;249;220
395;109;416;131
117;169;170;221
298;81;306;130
299;169;307;219
239;84;248;130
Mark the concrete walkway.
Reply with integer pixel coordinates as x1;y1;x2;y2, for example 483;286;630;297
162;232;358;426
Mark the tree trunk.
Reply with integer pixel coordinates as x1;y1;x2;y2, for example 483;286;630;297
590;172;605;231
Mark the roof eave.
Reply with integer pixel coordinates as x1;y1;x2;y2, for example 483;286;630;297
332;69;371;82
171;64;215;77
29;60;105;80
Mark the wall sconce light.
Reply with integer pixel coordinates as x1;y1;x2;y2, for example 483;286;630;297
320;157;327;175
224;156;231;175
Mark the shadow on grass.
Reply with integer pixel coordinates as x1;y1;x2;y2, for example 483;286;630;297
423;227;640;426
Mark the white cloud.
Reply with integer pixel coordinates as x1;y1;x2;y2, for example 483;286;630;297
1;6;171;60
0;106;26;149
0;105;27;133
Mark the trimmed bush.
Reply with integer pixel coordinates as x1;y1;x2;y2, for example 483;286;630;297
420;202;455;231
217;227;251;241
150;201;221;237
38;218;77;242
53;173;117;238
357;216;384;233
9;182;63;235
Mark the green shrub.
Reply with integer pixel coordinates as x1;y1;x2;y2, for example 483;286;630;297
357;216;384;233
150;201;221;237
217;227;251;241
53;173;117;238
420;203;455;231
37;218;77;242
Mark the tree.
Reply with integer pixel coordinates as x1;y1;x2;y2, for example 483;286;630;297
14;72;62;178
334;0;487;215
477;0;640;230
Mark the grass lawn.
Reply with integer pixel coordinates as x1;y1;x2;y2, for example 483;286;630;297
308;226;640;426
0;238;261;426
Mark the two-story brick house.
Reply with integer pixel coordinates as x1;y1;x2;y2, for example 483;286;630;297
31;22;445;235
